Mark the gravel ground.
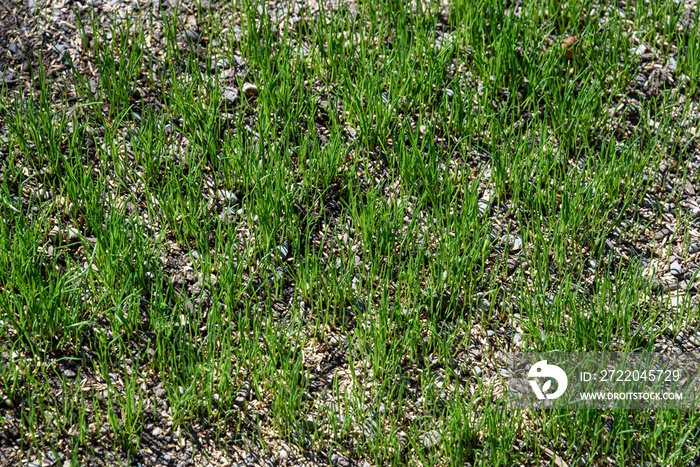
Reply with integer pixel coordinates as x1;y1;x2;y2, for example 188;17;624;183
2;0;700;465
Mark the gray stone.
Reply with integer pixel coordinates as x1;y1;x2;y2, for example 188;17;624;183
63;369;76;378
217;189;240;205
152;427;164;436
604;239;615;252
215;58;230;69
513;333;522;346
473;365;482;377
67;226;80;242
480;299;491;312
222;87;238;107
511;236;522;251
668;57;677;72
184;29;200;42
235;381;251;406
278;242;289;259
670;260;683;277
689;244;699;254
477;198;490;216
45;451;64;463
634;44;647;55
643;197;659;210
507;256;519;273
420;430;440;450
675;332;686;344
48;226;60;242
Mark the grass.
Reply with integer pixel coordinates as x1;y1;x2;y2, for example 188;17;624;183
1;0;700;465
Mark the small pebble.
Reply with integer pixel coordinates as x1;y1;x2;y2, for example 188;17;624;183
242;82;258;98
184;29;200;42
668;56;677;72
643;197;659;210
67;226;80;242
420;430;440;450
222;87;238;107
634;44;647;55
278;242;289;259
216;58;230;69
511;236;522;251
48;226;60;242
477;198;490;216
670;260;683;277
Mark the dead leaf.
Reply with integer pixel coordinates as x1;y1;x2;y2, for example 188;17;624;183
562;35;579;60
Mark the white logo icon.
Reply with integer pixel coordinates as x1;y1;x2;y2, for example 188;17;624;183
528;360;568;400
